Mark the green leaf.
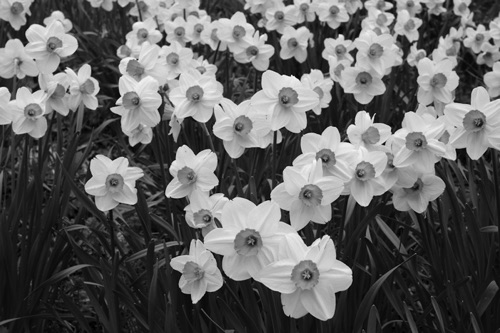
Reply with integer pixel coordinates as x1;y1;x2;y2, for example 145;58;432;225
29;264;92;295
477;280;499;316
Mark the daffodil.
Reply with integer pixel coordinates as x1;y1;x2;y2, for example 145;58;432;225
8;87;48;139
347;110;391;151
184;190;228;236
0;39;38;79
257;234;352;321
84;155;144;212
250;70;319;133
0;0;31;31
391;173;445;213
204;199;295;281
271;160;344;231
341;65;386;105
170;239;223;304
66;64;100;111
315;0;349;29
443;86;500;160
111;75;162;133
279;26;312;63
25;21;78;74
165;145;218;199
416;57;459;106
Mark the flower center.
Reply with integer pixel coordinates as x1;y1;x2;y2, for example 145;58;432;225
137;28;149;42
234;228;262;256
186;85;204;102
138;0;148;12
189;11;200;18
405;132;428;151
356;72;373;86
386;153;395;168
458;2;468;13
193;209;213;227
246;45;259;57
315;148;336;168
368;43;384;59
166;53;179;66
404;178;423;194
287;38;298;49
122;91;141;109
183;261;205;282
404;19;416;31
232;25;246;39
355;161;376;181
430;73;447;88
105;173;124;192
274;11;284;21
196;66;206;74
233;115;253;136
299;3;309;13
463;110;486;132
313;86;324;99
446;47;457;57
24;103;43;119
335;44;346;57
333;63;345;77
194;23;204;34
278;87;299;108
362;126;380;145
80;79;95;95
329;5;340;15
10;1;24;15
299;184;323;207
475;33;484;42
178;166;197;185
406;0;414;7
46;37;63;53
376;14;387;26
51;84;66;99
126;59;145;79
174;27;185;38
210;28;220;42
291;260;320;290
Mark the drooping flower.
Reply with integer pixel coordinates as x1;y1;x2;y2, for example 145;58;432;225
443;86;500;160
165;145;218;199
0;39;38;79
8;87;48;139
170;239;223;304
391;173;445;213
119;42;168;86
25;21;78;74
257;234;352;321
66;64;100;111
38;72;70;116
169;69;223;123
346;110;391;151
184;190;228;236
250;70;319;133
43;10;73;32
110;75;162;133
300;70;333;115
484;61;500;98
271;160;344;231
213;99;259;159
204;199;295;281
84;155;144;212
0;0;32;31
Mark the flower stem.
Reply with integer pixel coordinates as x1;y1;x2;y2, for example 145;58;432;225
108;210;116;254
271;130;278;190
75;103;85;134
200;122;216;152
